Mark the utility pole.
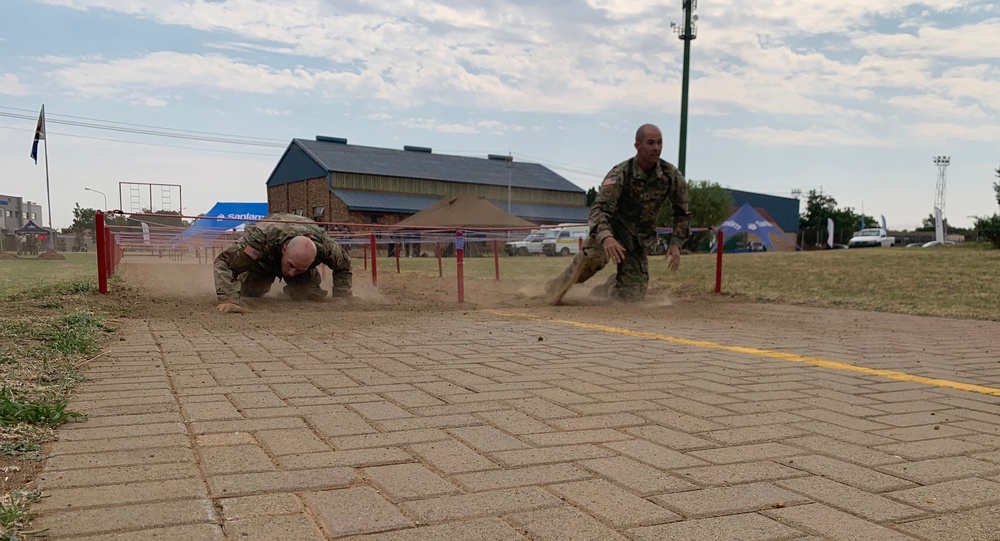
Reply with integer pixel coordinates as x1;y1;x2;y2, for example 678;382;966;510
672;0;698;177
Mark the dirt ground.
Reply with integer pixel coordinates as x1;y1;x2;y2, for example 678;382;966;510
123;258;760;324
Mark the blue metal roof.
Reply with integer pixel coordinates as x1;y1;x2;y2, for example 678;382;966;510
332;190;440;213
271;138;584;194
332;190;587;224
727;189;800;233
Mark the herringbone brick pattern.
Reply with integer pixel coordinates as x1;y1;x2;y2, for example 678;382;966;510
33;303;1000;540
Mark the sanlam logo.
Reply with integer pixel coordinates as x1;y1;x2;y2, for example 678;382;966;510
215;213;264;222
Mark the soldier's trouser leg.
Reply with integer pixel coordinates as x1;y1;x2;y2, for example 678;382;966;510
545;237;608;304
241;273;275;298
608;249;649;302
283;268;325;301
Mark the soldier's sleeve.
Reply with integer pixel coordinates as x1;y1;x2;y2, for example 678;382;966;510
668;168;693;248
590;164;626;245
317;238;353;298
213;240;257;304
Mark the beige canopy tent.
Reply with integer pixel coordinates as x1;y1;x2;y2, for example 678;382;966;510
394;194;534;257
396;194;535;228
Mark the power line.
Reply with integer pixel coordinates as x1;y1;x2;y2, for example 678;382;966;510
0;124;284;157
0;105;286;143
0;103;604;178
0;111;287;148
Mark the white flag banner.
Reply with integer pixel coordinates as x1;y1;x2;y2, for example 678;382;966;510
934;207;944;244
827;217;834;248
141;222;150;245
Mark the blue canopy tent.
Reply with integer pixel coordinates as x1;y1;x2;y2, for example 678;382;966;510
711;203;800;252
178;202;268;243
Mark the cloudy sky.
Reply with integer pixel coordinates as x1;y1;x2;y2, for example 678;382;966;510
1;0;998;230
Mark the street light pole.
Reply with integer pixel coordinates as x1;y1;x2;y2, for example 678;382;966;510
505;153;513;214
84;187;108;211
673;0;698;177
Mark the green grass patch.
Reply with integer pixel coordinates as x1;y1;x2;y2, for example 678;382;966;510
0;490;45;540
0;442;43;461
0;254;96;299
0;390;84;427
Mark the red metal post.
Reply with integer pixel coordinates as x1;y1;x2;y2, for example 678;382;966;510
436;242;443;277
578;237;583;250
370;233;378;287
95;212;108;294
395;242;401;273
456;231;465;303
104;227;113;276
493;239;500;281
715;229;724;293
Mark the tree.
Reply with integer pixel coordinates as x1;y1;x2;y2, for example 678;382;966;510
124;209;186;229
798;190;871;248
585;187;598;207
974;164;1000;247
656;180;733;250
69;204;96;232
995;163;1000;207
918;213;949;232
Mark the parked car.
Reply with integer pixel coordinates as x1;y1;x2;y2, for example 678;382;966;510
848;228;895;248
504;231;545;256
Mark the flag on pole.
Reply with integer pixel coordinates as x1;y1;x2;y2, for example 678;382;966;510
30;105;45;164
827;217;834;248
880;214;887;233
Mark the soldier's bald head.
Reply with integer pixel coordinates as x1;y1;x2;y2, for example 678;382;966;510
635;124;660;143
281;236;317;277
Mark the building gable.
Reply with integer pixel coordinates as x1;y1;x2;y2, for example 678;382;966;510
266;143;329;188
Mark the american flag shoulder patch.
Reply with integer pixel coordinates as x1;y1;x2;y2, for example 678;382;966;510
243;245;261;260
602;177;617;186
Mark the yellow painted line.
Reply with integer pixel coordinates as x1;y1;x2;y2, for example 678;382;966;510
489;310;1000;398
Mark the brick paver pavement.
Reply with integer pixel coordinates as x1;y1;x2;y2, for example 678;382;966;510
33;301;1000;540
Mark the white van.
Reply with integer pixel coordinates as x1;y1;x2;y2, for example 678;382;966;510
541;224;589;256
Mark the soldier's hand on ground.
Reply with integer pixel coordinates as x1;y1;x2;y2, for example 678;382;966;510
216;302;246;313
666;244;681;272
602;237;625;264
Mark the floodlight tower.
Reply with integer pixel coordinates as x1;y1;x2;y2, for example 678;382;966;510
671;0;698;177
933;155;950;218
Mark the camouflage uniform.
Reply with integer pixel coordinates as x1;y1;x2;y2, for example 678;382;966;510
213;213;352;305
546;157;691;303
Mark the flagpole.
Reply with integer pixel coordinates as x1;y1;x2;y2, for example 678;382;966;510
43;117;53;250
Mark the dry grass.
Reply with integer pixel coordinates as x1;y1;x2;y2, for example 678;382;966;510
0;253;131;540
382;244;1000;320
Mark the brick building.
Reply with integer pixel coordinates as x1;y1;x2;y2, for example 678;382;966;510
265;137;587;227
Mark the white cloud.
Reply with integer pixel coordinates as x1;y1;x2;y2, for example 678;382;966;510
909;122;1000;142
852;19;1000;59
256;108;291;116
0;73;28;96
886;94;988;119
712;126;897;147
398;118;479;134
26;0;1000;143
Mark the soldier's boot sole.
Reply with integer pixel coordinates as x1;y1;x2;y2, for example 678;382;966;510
545;264;585;305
